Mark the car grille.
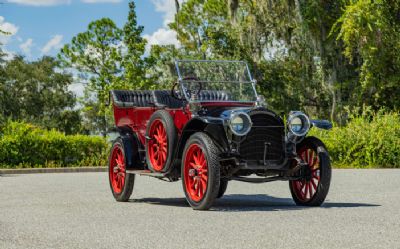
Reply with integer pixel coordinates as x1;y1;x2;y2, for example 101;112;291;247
239;110;285;162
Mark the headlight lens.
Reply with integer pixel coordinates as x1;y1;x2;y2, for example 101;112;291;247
290;117;303;133
288;112;310;137
229;112;252;136
231;116;244;132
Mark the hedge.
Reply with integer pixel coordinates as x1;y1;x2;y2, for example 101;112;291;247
0;121;108;168
310;111;400;168
1;111;399;169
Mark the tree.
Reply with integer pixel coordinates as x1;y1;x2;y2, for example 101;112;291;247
169;0;400;121
59;1;149;135
170;0;334;116
59;18;124;135
146;45;188;89
0;56;81;134
122;1;148;89
0;28;10;63
334;0;400;110
0;46;5;64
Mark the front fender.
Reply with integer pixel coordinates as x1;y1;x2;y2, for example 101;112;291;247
176;117;229;159
311;119;332;130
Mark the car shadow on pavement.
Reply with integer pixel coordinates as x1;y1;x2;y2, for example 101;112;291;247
213;194;380;212
130;194;380;212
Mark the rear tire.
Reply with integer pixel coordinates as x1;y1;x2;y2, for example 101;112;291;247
182;132;221;210
145;110;177;172
108;138;135;202
289;136;331;206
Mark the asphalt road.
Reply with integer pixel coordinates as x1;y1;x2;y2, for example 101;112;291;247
1;170;399;249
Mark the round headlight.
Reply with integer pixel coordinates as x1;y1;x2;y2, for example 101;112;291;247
229;112;252;136
288;112;310;137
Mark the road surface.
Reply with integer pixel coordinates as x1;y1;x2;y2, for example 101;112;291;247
1;170;399;249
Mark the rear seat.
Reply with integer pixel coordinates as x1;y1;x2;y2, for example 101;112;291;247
110;89;231;108
110;90;155;107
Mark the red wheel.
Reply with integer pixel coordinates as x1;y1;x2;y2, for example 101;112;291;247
183;144;208;202
148;119;168;171
182;132;220;210
109;144;126;194
289;137;331;206
290;147;320;202
145;110;177;172
108;138;135;202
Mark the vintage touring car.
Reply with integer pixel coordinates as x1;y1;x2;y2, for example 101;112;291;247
108;60;332;210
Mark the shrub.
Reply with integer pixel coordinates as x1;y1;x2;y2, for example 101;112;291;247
310;111;400;168
0;121;108;168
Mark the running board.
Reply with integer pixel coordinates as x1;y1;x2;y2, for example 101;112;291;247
126;169;166;177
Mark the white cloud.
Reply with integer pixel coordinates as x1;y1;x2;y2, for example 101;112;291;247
41;35;63;54
151;0;179;27
81;0;122;3
19;38;34;56
151;0;186;27
143;28;179;53
0;16;19;45
7;0;71;6
2;48;15;61
143;0;185;54
143;28;179;47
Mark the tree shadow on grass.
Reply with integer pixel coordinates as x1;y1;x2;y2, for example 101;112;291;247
130;194;380;212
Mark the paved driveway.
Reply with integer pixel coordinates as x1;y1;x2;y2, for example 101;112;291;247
0;170;399;249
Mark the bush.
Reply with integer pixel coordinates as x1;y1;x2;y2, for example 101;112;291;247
310;110;400;168
0;121;108;168
2;112;399;169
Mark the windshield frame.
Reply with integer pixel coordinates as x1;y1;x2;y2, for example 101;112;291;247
174;60;258;103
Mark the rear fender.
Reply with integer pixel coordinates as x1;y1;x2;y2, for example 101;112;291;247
116;126;144;170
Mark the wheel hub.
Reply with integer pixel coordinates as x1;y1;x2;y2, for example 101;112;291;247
303;164;312;181
188;168;197;177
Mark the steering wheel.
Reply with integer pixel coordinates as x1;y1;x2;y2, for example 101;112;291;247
171;76;203;101
171;82;184;100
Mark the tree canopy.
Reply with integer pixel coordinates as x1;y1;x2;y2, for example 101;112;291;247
59;1;149;135
3;0;398;136
165;0;400;121
0;56;81;134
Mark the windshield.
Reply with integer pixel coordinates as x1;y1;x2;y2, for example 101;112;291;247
175;60;258;103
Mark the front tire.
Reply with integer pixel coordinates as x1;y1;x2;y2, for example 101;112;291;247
289;136;331;206
217;179;228;198
108;138;135;202
182;132;221;210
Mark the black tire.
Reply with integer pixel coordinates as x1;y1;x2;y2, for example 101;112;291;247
108;138;135;202
145;110;177;172
289;136;331;206
217;179;228;198
182;132;221;210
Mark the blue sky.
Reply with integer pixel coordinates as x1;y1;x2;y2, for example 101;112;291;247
0;0;179;60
